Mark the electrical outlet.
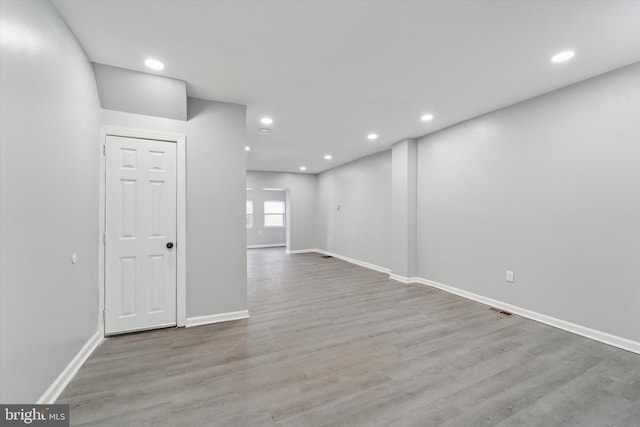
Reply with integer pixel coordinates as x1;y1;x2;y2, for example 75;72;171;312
506;270;514;283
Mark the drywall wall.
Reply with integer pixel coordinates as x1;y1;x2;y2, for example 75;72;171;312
187;98;247;317
0;0;101;402
246;189;287;247
101;102;248;319
101;109;187;135
246;171;317;251
390;139;418;279
317;151;392;269
93;63;187;120
417;62;640;342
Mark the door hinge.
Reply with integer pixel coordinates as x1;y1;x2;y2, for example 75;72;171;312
102;144;106;156
103;232;106;245
103;310;106;323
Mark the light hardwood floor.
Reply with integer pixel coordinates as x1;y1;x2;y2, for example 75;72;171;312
59;248;640;426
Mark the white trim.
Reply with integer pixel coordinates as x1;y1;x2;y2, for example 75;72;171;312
285;189;291;254
247;244;286;249
307;248;640;355
98;130;106;334
315;249;391;274
415;277;640;355
186;310;250;328
101;125;185;142
175;132;187;327
389;273;419;284
38;330;103;404
99;126;187;333
286;248;319;254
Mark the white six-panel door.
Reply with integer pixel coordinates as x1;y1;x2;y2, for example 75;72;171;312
105;135;177;335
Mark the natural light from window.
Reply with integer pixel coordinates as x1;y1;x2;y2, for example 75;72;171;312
246;200;253;228
264;200;285;227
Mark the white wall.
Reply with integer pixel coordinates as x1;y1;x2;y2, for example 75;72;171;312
317;151;392;269
247;171;317;251
101;100;248;320
417;63;640;343
2;3;636;406
101;109;187;134
246;189;287;247
0;0;101;403
187;98;247;317
93;63;187;120
390;139;417;279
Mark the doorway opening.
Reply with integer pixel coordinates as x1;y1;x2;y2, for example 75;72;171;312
246;188;290;252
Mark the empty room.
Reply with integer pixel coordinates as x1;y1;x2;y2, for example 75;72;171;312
1;0;639;426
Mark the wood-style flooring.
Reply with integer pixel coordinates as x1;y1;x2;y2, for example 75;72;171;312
59;248;640;426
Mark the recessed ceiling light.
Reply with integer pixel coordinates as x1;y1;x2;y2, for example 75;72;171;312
367;133;378;140
260;128;271;135
299;166;307;171
551;50;575;63
421;114;434;122
260;117;273;125
144;58;164;70
324;154;332;160
245;146;251;151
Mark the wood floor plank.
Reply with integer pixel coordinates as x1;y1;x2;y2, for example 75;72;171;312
58;248;640;426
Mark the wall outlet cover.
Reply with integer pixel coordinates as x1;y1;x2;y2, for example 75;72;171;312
506;270;514;282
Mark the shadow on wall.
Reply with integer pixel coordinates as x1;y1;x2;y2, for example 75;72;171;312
187;97;246;121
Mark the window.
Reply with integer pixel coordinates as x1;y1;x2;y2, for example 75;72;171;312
246;200;253;228
264;200;285;228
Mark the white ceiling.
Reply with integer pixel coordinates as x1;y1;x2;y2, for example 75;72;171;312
52;0;640;174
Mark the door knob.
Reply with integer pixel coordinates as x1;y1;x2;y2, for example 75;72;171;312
166;242;174;249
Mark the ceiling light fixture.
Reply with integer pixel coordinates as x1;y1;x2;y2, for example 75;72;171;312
421;114;434;121
299;166;307;171
260;117;273;125
245;146;251;151
144;58;164;70
367;133;378;140
324;154;332;160
551;50;575;63
260;128;271;135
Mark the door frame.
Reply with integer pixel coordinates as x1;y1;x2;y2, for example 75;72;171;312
98;126;187;335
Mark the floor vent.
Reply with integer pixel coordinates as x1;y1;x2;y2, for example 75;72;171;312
490;307;513;316
321;255;333;258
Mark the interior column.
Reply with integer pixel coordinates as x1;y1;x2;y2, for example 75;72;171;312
390;138;417;281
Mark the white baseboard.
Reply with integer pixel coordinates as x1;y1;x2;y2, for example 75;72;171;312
186;310;250;328
389;273;419;284
415;277;640;355
247;244;286;249
317;250;640;355
286;248;319;254
38;330;103;404
316;249;391;275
